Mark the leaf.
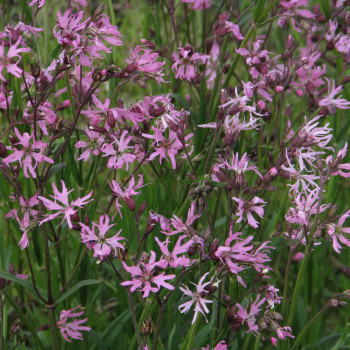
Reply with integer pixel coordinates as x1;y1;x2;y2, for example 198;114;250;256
0;270;47;304
46;162;66;181
55;279;101;305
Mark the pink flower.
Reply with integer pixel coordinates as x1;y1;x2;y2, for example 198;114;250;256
327;143;350;178
285;188;331;226
202;341;227;350
172;46;209;81
75;126;105;162
182;0;211;10
276;326;294;340
126;45;165;83
3;128;53;178
220;87;263;119
326;210;350;253
101;130;136;170
155;235;193;268
232;196;266;229
80;214;125;261
28;0;45;8
166;203;201;235
109;175;145;214
236;295;266;335
121;252;175;298
215;230;272;287
318;78;350;110
57;306;91;342
221;152;262;178
178;272;215;324
144;128;192;170
38;181;93;228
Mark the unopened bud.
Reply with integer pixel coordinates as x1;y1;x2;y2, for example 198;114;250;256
93;4;104;17
208;238;219;258
0;142;7;158
220;89;227;104
89;125;107;134
187;245;198;257
9;134;19;147
286;35;294;50
328;204;338;219
228;105;242;116
107;110;116;128
140;39;156;49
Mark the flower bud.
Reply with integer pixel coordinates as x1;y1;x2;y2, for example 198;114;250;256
220;89;227;104
107;110;116;128
93;4;104;17
327;204;338;219
0;142;8;158
89;125;107;134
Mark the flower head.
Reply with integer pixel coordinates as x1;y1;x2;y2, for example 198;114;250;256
38;181;93;228
178;272;215;324
57;306;91;342
80;214;125;261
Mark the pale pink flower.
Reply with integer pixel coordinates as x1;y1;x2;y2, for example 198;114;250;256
215;230;272;287
28;0;45;8
285;188;331;226
126;45;165;83
220;87;263;119
3;128;53;178
121;251;175;298
172;46;209;81
236;295;266;335
75;126;105;162
109;175;145;215
178;272;214;324
101;130;136;170
38;181;93;228
182;0;211;10
276;326;294;340
202;341;227;350
155;235;193;268
80;214;125;261
326;210;350;253
166;203;201;236
221;152;262;178
232;196;266;229
318;78;350;110
57;306;91;342
327;143;350;178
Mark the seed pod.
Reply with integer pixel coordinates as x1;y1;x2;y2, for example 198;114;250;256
141;319;152;337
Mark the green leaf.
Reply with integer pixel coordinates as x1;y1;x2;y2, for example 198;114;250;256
46;162;66;181
55;279;101;305
0;270;47;304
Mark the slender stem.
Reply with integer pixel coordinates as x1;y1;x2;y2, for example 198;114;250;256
153;303;164;350
25;248;47;304
126;290;143;350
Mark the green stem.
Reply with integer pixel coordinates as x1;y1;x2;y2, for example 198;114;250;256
292;302;330;350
